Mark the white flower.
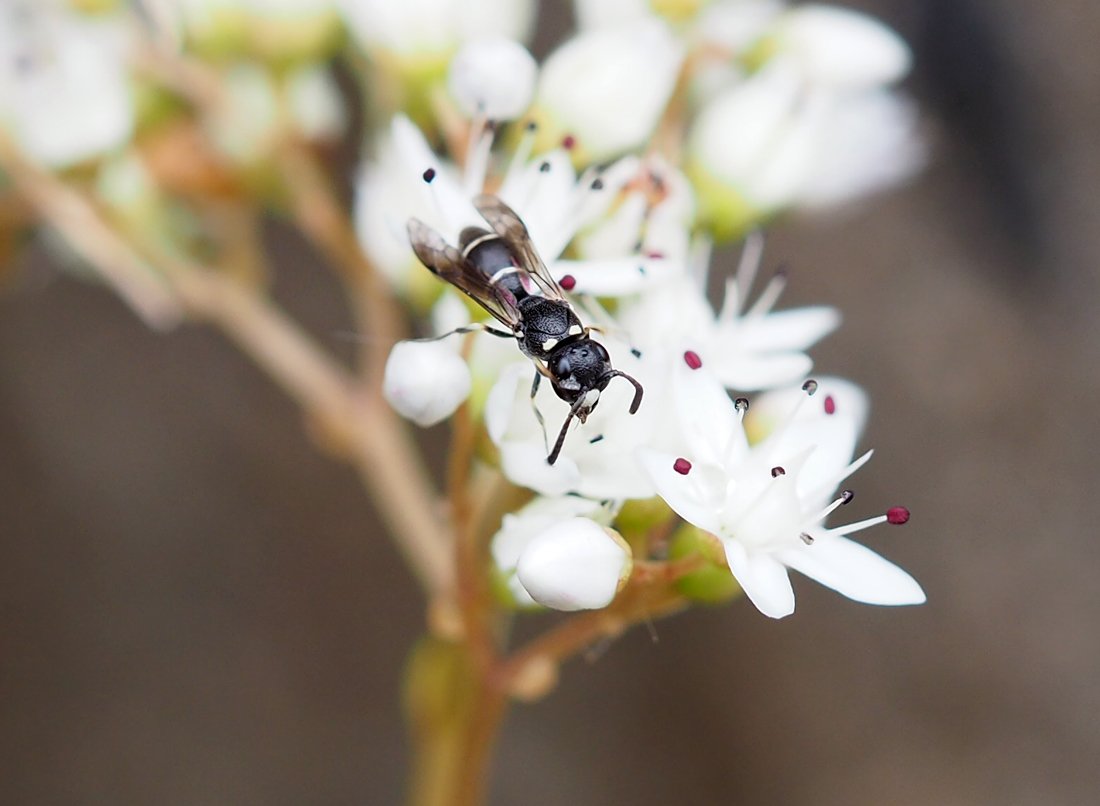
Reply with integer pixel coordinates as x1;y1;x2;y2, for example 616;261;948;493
516;517;632;611
0;2;134;168
285;64;347;142
447;38;537;121
689;58;921;216
618;232;839;390
535;19;683;163
640;365;925;618
354;114;674;295
485;344;668;500
383;339;471;426
491;495;609;607
338;0;534;56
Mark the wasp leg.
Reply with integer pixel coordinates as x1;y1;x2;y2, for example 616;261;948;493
418;323;513;342
531;367;550;454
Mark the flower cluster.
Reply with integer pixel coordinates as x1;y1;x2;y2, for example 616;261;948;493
0;1;924;621
371;2;925;619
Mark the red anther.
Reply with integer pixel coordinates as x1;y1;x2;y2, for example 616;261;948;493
886;507;910;525
422;167;436;183
562;134;576;150
683;350;702;370
559;274;577;291
824;395;836;415
673;458;692;475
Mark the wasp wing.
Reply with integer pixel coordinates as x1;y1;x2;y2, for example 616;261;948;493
407;217;523;328
472;195;567;301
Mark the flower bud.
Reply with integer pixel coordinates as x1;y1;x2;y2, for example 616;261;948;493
516;518;632;611
447;38;537;120
534;20;683;163
383;340;471;426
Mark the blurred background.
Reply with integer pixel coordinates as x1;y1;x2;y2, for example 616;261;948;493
2;1;1099;803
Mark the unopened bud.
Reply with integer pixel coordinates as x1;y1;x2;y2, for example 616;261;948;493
383;340;471;426
448;38;537;120
516;518;632;611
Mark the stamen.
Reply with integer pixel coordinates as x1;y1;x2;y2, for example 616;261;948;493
422;168;436;183
463;119;496;196
683;350;702;370
823;514;888;537
800;532;815;545
728;230;765;318
562;134;576;150
673;458;692;475
802;490;856;529
745;267;788;319
538;161;551;173
771;466;785;477
840;489;854;505
589;434;605;444
802;379;818;395
630;348;642;359
590;177;604;191
824;394;836;415
887;506;910;525
734;397;749;416
559;274;577;291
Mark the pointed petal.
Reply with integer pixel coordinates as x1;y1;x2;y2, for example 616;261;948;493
672;362;747;470
552;256;677;295
722;541;796;618
734;306;841;352
778;536;926;606
638;450;723;535
710;350;814;391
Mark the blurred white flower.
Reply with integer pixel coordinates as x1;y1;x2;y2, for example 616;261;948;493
383;339;472;426
689;58;922;222
535;19;683;163
447;38;537;121
640;366;924;618
516;517;633;611
0;2;134;168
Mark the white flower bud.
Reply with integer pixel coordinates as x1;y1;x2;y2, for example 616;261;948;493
775;5;911;89
339;0;534;56
383;340;471;427
448;38;537;120
536;20;683;162
516;518;632;611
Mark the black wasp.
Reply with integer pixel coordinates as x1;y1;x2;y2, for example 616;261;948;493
407;194;643;465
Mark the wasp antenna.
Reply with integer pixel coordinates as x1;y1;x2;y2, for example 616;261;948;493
604;370;643;414
547;395;589;465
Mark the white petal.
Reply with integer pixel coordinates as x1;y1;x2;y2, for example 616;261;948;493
777;5;911;89
516;518;631;611
733;306;841;353
672;361;747;471
383;340;470;426
778;536;926;606
538;20;683;161
638;450;723;536
447;38;537;120
722;541;796;619
748;377;868;497
551;256;676;295
710;351;813;392
796;90;924;207
485;362;532;444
